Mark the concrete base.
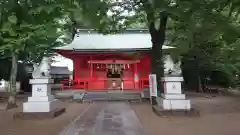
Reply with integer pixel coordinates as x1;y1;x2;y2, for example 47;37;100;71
28;95;55;102
152;105;199;117
30;78;54;84
161;93;186;99
23;99;63;112
14;108;65;120
156;97;191;110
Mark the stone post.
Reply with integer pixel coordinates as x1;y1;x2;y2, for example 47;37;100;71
14;57;65;119
23;78;63;112
157;76;190;110
153;76;199;116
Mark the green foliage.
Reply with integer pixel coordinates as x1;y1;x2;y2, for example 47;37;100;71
0;0;239;90
0;0;80;63
67;0;240;89
0;0;75;103
167;0;240;87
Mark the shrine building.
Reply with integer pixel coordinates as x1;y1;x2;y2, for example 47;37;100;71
54;29;175;91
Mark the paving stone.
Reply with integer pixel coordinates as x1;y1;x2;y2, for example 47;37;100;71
58;102;146;135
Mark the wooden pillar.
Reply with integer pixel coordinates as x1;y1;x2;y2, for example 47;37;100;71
72;58;75;80
73;58;79;80
134;63;138;74
90;56;93;78
134;63;138;89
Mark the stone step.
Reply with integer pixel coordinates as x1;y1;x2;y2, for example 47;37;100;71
82;92;142;102
83;96;141;100
82;99;142;103
84;94;141;98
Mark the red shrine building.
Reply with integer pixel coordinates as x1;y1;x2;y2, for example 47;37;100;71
54;29;174;91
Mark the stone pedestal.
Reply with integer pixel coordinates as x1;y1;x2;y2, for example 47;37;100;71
14;78;65;119
157;77;190;110
153;76;199;117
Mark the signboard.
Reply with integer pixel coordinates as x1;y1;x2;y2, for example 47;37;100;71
149;74;158;97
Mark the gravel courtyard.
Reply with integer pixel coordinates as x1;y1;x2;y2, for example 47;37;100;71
0;101;89;135
0;93;240;135
132;93;240;135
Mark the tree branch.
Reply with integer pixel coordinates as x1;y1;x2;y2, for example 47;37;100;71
139;0;157;36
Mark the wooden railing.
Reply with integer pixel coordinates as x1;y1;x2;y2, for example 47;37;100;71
60;78;150;90
60;79;89;90
139;78;149;89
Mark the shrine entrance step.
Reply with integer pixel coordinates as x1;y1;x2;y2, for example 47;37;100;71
82;91;142;102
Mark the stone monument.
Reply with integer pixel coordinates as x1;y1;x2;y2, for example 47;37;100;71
157;76;191;110
15;57;65;119
153;65;199;116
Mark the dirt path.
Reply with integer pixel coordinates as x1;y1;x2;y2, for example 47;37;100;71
131;96;240;135
2;94;239;135
0;102;89;135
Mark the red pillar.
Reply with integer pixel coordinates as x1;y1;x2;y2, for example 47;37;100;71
90;56;93;78
73;58;79;80
134;63;139;89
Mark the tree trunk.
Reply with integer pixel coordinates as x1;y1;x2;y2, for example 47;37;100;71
6;52;18;109
148;11;168;104
151;11;168;92
195;56;203;93
71;20;77;40
200;76;206;92
197;75;203;93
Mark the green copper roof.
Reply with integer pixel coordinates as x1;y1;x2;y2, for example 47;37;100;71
55;29;174;51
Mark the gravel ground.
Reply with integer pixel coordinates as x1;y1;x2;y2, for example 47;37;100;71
1;93;240;135
0;101;89;135
131;95;240;135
